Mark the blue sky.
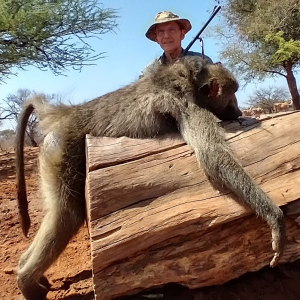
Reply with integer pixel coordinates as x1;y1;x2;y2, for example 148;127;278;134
0;0;296;129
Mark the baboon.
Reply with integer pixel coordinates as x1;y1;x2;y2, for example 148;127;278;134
16;56;285;300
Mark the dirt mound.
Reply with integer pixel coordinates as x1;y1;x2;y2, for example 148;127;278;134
1;147;300;300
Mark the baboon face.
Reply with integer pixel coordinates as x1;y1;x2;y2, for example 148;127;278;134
195;77;242;121
175;57;242;121
208;94;242;121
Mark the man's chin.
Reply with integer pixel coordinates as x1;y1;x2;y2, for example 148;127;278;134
162;45;175;51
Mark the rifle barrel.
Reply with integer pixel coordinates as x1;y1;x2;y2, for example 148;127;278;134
182;5;221;55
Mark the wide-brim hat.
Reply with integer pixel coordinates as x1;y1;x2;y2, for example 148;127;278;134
146;11;192;42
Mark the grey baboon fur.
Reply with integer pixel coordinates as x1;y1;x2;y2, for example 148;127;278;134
15;56;285;300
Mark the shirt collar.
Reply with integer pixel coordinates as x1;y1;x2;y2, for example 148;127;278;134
159;48;185;64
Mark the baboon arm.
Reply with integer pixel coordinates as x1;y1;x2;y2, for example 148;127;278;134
179;103;285;267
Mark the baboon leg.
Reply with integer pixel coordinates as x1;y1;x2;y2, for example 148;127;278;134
17;196;85;300
17;145;86;300
18;243;50;290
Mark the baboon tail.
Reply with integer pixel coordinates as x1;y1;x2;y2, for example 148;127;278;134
15;102;35;237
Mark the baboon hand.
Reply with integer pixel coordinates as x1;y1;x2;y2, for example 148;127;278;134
270;227;285;267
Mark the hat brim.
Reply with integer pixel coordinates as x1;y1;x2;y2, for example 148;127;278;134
145;19;191;42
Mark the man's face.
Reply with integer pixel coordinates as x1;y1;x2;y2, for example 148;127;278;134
154;21;186;53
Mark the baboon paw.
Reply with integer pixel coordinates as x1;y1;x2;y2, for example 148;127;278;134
270;230;285;267
270;252;281;268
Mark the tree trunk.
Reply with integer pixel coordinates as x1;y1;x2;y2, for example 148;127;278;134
85;112;300;300
285;63;300;110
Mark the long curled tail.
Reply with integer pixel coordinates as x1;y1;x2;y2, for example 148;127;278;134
15;102;35;237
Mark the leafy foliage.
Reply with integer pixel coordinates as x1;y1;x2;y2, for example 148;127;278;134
265;31;300;66
215;0;300;109
218;0;300;78
0;0;117;81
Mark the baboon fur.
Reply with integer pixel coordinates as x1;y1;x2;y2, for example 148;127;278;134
15;56;285;300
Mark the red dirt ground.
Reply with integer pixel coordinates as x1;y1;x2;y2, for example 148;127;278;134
1;147;300;300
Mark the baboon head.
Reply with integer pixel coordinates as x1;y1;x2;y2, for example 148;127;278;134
179;57;242;121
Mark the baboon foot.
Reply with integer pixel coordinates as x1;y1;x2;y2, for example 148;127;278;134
18;277;49;300
39;275;51;290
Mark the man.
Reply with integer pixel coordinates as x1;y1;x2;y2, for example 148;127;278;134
143;11;212;75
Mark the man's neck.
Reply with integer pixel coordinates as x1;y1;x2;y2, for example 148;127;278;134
163;47;183;64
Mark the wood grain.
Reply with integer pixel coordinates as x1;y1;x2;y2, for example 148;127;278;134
85;111;300;300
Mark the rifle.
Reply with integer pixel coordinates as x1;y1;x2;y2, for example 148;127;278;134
182;5;221;56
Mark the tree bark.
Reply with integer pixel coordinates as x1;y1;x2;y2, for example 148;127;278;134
85;112;300;300
285;63;300;110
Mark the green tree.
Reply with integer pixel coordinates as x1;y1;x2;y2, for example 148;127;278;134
216;0;300;109
0;0;117;81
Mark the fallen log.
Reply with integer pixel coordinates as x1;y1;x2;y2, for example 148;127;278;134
85;111;300;300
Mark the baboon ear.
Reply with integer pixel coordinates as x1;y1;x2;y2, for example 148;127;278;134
208;79;220;98
198;79;220;98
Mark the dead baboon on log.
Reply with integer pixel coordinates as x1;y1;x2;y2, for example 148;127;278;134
15;56;285;300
